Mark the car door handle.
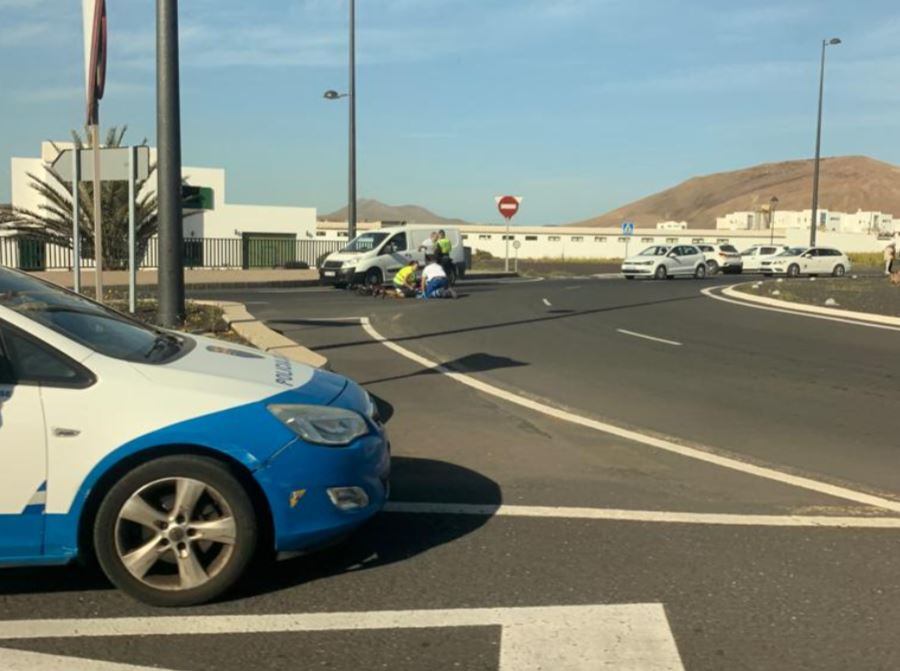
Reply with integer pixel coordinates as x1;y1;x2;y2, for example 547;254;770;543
52;427;81;438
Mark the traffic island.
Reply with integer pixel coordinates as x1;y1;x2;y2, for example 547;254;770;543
728;277;900;323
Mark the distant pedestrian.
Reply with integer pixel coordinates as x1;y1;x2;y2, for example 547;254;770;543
436;229;455;279
420;255;456;299
885;242;896;275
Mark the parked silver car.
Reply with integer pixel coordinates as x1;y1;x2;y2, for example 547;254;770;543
622;245;708;280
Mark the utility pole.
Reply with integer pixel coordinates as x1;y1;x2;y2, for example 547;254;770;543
348;0;357;242
156;0;185;326
810;37;841;248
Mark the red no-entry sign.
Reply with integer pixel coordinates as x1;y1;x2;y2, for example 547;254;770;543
497;195;521;220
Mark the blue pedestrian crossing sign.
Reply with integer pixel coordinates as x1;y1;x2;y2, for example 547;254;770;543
621;221;635;236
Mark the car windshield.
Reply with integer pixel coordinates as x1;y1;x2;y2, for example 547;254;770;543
0;268;185;364
638;246;669;256
721;245;738;253
779;247;807;257
342;232;389;253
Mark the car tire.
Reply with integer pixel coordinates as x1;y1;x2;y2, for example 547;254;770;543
364;268;383;288
624;275;635;280
832;264;845;277
787;264;800;278
706;260;719;275
694;263;707;279
94;455;258;607
654;265;667;280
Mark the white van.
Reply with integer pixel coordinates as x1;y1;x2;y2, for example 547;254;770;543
318;225;467;287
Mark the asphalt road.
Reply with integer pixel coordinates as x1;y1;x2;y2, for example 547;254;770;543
2;275;899;670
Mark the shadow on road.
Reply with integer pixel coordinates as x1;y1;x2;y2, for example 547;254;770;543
272;294;701;353
0;458;501;604
361;352;528;386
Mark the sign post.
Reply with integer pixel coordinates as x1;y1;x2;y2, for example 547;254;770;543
513;239;521;274
85;0;107;301
128;146;137;313
71;150;81;293
495;195;522;272
621;220;634;260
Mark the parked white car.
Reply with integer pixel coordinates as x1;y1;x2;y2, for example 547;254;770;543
762;246;852;277
622;245;708;280
741;244;790;273
696;243;743;275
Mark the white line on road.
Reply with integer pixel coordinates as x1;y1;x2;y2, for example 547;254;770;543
0;648;160;671
702;286;900;332
616;328;683;346
0;605;685;671
542;298;552;307
385;502;900;528
356;317;900;513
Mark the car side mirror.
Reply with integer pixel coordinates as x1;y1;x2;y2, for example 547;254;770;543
801;253;811;259
667;252;678;258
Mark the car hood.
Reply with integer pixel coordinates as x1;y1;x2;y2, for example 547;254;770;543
133;334;347;406
622;255;661;263
324;251;365;264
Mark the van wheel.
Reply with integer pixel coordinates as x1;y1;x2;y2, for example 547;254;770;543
94;456;257;607
365;268;383;288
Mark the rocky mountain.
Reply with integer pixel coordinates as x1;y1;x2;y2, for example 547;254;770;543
321;198;470;227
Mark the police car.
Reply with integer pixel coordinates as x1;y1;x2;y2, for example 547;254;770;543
0;268;389;606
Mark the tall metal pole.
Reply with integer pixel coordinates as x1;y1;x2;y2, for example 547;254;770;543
348;0;357;242
810;39;838;248
71;149;82;293
90;125;104;301
156;0;185;326
504;217;510;272
128;145;137;314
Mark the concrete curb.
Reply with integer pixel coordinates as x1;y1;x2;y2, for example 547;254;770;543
195;300;330;370
722;284;900;327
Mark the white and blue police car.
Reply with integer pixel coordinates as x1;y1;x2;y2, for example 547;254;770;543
0;268;389;606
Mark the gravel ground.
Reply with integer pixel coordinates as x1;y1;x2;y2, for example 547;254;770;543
735;276;900;317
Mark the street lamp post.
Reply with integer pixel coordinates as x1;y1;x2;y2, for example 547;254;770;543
324;0;357;242
769;195;779;245
810;37;841;248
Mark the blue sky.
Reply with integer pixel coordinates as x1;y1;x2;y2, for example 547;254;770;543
1;0;899;225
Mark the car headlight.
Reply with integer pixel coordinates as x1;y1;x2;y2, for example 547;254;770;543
631;260;654;266
268;404;369;446
342;257;359;268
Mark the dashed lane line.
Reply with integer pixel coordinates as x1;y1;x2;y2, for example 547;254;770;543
616;328;682;346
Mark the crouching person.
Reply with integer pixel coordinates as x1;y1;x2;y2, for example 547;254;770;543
390;259;419;298
421;255;457;299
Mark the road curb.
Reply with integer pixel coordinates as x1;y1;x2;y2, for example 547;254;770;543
721;284;900;327
195;299;330;370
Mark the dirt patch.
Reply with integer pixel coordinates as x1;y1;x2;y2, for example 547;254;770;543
735;276;900;317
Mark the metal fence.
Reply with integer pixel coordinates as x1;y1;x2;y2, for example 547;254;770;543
0;236;345;271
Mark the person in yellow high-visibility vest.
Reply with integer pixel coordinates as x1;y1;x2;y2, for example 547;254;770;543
390;259;419;298
436;230;455;281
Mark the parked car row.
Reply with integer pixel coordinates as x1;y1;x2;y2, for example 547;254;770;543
621;243;852;280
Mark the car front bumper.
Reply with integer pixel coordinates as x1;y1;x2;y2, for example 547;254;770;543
621;265;655;275
256;427;390;555
319;266;360;284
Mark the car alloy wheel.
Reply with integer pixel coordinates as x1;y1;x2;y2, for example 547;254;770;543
654;265;667;280
706;260;719;275
95;456;257;607
832;264;845;277
365;268;383;288
694;263;707;279
787;264;800;278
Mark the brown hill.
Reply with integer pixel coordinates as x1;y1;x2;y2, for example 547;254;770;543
572;156;900;229
321;198;470;227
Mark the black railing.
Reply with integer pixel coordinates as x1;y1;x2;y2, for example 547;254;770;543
0;236;345;271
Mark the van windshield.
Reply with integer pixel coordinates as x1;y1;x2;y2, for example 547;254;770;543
343;232;389;253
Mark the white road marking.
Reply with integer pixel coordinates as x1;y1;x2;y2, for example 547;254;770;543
701;286;900;333
385;502;900;528
356;317;900;513
0;605;685;671
0;648;160;671
616;328;683;346
542;298;552;307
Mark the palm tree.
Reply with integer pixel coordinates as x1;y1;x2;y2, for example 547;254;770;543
0;126;175;270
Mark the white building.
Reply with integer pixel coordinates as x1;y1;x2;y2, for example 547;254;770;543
10;141;316;242
717;208;895;235
656;221;688;230
4;141;320;269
